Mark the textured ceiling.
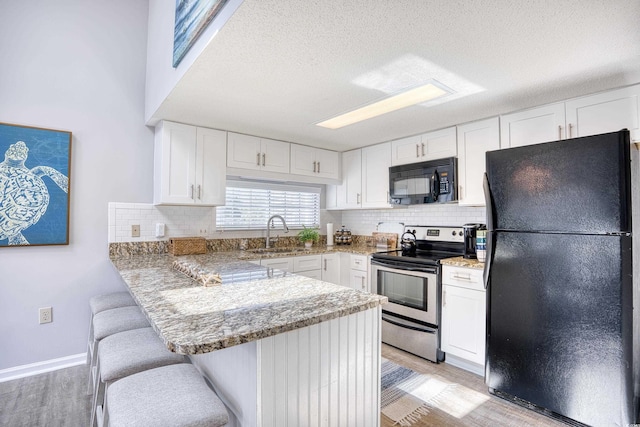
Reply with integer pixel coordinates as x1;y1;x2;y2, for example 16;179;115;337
151;0;640;151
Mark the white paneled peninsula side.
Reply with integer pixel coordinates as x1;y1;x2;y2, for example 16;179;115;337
110;252;387;427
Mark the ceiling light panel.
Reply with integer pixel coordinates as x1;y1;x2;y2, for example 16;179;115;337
316;81;453;129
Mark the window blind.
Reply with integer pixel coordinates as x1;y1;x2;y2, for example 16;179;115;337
216;180;321;230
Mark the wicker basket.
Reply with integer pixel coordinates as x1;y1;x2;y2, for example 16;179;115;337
169;237;207;255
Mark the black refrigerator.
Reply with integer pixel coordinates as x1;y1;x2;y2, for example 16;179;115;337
483;130;637;426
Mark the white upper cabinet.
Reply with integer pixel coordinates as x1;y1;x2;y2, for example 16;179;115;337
501;84;640;148
391;127;457;166
290;144;340;181
565;85;640;141
337;149;362;209
500;103;566;148
153;121;226;206
361;142;392;208
227;132;290;174
391;135;421;166
330;144;392;210
456;117;500;206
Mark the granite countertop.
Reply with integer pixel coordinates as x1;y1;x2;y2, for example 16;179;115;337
440;256;485;270
111;247;387;355
235;243;390;260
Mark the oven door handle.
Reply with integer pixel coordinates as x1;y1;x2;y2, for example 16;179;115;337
382;313;437;334
371;259;438;274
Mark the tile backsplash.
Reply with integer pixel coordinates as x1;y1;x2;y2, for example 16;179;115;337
108;203;215;242
340;203;486;235
108;201;485;243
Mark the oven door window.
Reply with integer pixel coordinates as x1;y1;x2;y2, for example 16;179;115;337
377;269;428;311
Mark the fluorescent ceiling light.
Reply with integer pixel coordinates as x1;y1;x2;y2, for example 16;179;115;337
316;81;452;129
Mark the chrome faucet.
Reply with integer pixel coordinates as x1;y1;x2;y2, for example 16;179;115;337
266;215;289;248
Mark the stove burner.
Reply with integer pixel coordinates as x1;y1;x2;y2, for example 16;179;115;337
372;225;465;265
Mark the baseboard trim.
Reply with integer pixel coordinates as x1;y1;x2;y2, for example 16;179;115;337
444;353;485;377
0;353;87;383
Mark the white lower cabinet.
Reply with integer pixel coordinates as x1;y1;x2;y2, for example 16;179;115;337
260;257;294;273
441;265;486;375
293;255;322;279
321;253;341;285
261;255;322;278
344;254;369;292
257;252;367;289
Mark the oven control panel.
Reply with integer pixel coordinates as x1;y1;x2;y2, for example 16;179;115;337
405;226;464;243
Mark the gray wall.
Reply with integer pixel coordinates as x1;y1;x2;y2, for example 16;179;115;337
0;0;153;370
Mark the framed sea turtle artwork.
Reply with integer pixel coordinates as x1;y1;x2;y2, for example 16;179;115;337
0;122;72;247
173;0;229;67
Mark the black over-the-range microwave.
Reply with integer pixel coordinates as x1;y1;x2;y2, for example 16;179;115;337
388;157;457;205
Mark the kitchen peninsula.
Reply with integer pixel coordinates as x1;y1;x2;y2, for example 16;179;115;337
110;249;387;427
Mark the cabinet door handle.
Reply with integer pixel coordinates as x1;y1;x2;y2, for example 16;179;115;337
443;289;447;307
317;162;320;173
313;161;317;173
256;153;261;166
416;144;419;158
357;193;361;204
197;185;201;200
458;185;463;200
324;259;327;271
568;123;573;138
190;184;194;200
421;143;425;157
361;276;365;289
558;125;562;140
262;153;266;166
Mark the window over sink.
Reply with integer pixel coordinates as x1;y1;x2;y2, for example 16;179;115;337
216;180;320;230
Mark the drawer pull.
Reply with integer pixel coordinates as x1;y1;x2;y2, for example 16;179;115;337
452;273;472;281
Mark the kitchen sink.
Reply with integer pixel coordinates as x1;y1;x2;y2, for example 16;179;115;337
246;247;310;254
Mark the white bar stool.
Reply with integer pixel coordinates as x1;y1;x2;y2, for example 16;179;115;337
87;305;149;394
91;327;186;427
105;364;229;427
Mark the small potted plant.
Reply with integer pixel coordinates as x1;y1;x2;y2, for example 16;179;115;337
297;226;319;249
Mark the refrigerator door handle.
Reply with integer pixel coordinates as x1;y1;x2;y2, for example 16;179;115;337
483;172;494;231
483;230;493;289
483;172;494;289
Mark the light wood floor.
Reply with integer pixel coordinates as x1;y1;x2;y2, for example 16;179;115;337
0;365;91;426
381;343;568;427
0;346;567;426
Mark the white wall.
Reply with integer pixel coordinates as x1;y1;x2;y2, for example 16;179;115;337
145;0;244;125
0;1;153;371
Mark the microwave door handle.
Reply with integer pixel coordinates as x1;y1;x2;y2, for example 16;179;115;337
431;169;440;202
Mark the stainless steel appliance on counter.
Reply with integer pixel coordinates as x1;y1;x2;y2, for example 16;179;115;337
484;129;638;426
388;157;457;205
371;225;464;362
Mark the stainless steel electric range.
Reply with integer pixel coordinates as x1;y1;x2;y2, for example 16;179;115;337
371;225;464;362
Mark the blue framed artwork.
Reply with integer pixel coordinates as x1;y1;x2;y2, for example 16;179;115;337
173;0;229;67
0;122;72;247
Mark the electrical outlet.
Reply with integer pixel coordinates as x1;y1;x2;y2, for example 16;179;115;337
131;224;140;237
39;307;52;324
